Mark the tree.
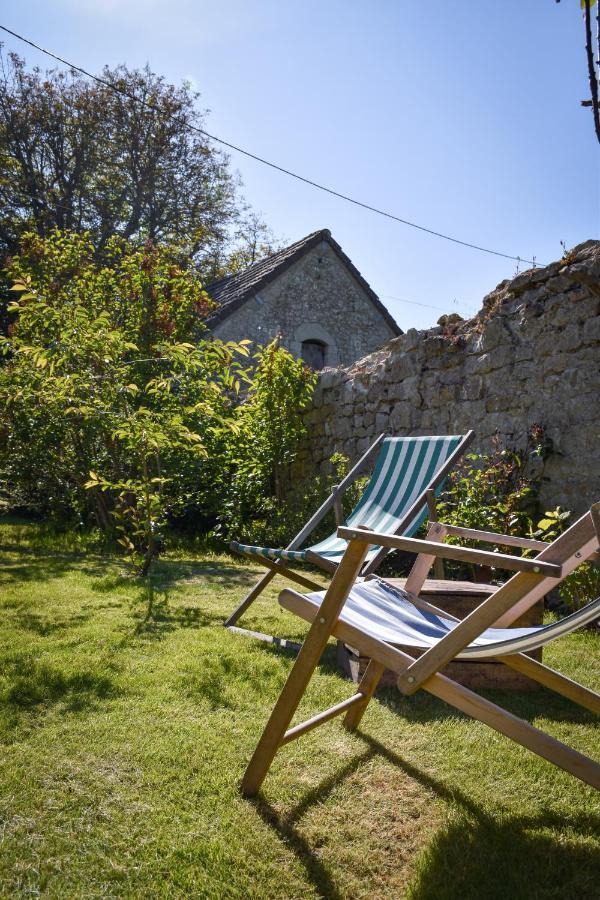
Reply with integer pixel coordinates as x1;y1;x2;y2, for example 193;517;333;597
0;230;252;573
0;49;272;276
556;0;600;146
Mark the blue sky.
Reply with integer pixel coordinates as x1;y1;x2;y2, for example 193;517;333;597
1;1;598;329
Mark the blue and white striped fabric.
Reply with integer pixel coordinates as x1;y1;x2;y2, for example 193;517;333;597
282;579;600;660
232;434;464;566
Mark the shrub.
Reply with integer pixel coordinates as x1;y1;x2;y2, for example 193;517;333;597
435;428;548;580
0;230;252;573
216;338;317;544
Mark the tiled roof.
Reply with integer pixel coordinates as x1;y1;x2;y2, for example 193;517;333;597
205;228;402;335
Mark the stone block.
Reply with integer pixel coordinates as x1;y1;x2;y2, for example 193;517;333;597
556;323;581;352
375;412;390;432
583;316;600;344
541;353;568;375
388;353;417;381
389;403;412;431
460;377;483;401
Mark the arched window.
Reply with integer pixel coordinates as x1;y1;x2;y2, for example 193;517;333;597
301;339;327;370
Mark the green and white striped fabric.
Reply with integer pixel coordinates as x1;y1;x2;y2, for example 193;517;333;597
232;434;464;566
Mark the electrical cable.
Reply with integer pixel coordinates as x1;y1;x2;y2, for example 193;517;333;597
0;24;541;266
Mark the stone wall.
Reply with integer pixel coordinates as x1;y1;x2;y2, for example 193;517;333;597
211;239;398;368
300;241;600;515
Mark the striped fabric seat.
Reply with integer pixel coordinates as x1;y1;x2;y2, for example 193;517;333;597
233;434;464;565
283;579;600;660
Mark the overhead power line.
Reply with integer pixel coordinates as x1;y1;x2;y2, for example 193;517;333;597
381;294;478;316
0;23;540;267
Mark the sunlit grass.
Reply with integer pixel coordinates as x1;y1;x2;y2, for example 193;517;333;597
0;519;598;898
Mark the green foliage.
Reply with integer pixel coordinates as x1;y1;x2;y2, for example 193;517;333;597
224;450;367;550
0;230;252;573
437;431;547;538
559;562;600;612
436;429;550;579
530;506;571;543
216;338;317;544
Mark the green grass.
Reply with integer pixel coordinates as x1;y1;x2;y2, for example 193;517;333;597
0;520;599;899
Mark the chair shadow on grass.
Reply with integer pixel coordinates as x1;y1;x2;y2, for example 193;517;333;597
251;730;600;900
147;558;260;591
131;583;224;640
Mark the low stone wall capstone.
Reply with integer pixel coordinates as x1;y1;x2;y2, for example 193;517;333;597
299;240;600;515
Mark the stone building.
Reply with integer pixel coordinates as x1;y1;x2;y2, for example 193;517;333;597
206;229;401;368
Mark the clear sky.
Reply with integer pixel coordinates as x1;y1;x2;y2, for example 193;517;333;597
1;1;598;330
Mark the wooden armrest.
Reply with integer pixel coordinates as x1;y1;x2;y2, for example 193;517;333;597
336;526;562;578
439;523;548;552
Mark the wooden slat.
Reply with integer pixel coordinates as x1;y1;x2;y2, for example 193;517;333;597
281;693;365;745
279;589;600;789
343;658;386;731
226;626;302;652
385;577;495;596
332;485;345;526
426;490;445;578
339;527;562;577
241;537;370;797
404;523;448;595
305;549;338;574
223;567;278;628
500;653;600;715
441;524;548;551
396;511;596;693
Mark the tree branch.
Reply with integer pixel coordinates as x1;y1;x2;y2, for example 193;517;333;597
583;0;600;144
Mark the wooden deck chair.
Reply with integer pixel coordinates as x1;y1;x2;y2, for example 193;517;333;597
225;430;474;636
241;502;600;796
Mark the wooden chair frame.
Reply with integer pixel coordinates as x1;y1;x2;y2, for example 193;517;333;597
225;430;475;633
241;503;600;797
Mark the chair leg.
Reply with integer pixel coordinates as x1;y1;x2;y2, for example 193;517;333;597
224;569;277;627
343;658;385;731
241;538;370;797
225;559;324;629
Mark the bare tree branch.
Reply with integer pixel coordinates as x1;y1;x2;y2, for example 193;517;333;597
583;0;600;144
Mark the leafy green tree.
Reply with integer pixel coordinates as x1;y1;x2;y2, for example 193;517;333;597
0;230;251;573
0;49;273;275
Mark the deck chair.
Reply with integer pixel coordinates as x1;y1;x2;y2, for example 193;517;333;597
241;502;600;796
225;430;474;634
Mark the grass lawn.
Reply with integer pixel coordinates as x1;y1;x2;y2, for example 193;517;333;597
1;520;599;899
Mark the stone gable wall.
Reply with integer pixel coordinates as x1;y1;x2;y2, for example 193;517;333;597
299;241;600;515
211;240;398;367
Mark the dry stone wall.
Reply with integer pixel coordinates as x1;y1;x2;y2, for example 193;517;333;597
300;240;600;515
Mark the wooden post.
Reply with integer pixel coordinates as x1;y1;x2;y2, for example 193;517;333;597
332;485;344;526
240;536;370;797
426;489;445;579
342;658;386;731
404;522;448;595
